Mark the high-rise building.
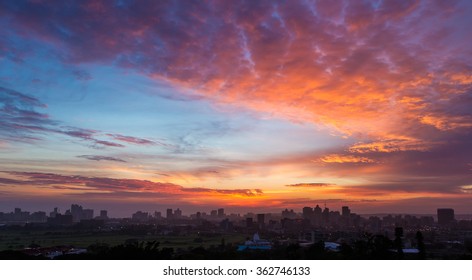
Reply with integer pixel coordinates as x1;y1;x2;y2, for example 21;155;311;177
257;213;265;226
342;206;351;217
210;210;217;217
174;208;182;218
99;210;108;219
132;211;149;222
71;204;83;222
282;209;296;219
246;217;254;228
437;208;455;225
166;208;173;219
218;208;225;217
302;207;313;219
50;207;59;218
82;209;94;220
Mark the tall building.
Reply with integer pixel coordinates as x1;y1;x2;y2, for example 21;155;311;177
257;213;265;226
282;209;296;219
437;208;455;225
322;207;330;224
50;207;59;218
217;208;225;217
210;210;217;217
302;207;313;219
174;208;182;218
166;208;173;219
246;217;253;228
82;209;94;220
99;210;108;219
71;204;83;222
132;211;149;222
342;206;351;217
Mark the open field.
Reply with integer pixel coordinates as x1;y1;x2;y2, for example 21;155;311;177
0;229;247;251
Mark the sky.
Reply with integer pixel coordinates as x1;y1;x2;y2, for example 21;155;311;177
0;0;471;217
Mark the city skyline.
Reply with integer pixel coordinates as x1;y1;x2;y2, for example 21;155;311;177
1;1;472;215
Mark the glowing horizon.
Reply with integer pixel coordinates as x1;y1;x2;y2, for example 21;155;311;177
0;0;471;217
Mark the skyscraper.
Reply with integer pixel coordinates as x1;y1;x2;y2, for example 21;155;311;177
257;213;265;226
437;208;455;225
342;206;351;217
166;208;173;219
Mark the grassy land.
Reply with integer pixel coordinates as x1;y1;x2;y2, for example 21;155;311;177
0;230;246;251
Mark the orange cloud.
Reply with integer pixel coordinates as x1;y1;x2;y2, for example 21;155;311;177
420;115;472;131
319;154;376;163
348;138;431;153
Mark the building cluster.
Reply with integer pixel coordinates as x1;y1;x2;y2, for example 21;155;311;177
0;204;108;225
0;204;461;233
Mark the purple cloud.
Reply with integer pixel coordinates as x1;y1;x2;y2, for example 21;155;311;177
77;155;127;162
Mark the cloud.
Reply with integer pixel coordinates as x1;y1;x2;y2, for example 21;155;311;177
286;183;335;188
1;1;472;211
319;154;376;163
347;138;432;153
77;155;127;162
0;171;264;200
106;134;156;146
1;0;471;145
0;86;165;149
182;187;263;197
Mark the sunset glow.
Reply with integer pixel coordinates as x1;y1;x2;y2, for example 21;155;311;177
0;0;471;216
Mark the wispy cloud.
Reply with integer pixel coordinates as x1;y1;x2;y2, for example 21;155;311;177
319;155;376;164
106;134;156;146
0;171;264;201
0;86;166;150
77;155;127;163
286;183;335;188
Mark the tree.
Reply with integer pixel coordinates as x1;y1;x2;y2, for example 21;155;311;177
416;231;426;259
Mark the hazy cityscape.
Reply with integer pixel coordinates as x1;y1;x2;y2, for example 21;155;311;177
1;204;471;259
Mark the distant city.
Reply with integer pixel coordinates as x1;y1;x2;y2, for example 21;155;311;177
0;204;462;228
1;204;471;260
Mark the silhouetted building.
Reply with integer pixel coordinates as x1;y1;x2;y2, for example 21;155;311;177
218;208;225;217
166;208;173;219
220;218;233;231
322;207;330;224
342;206;351;217
174;208;182;219
246;217;254;228
257;214;265;227
30;211;47;223
154;211;162;219
282;208;296;219
71;204;83;222
47;213;73;225
69;204;93;222
437;208;455;225
82;209;94;220
99;210;108;220
210;210;217;217
302;207;313;219
132;211;149;222
49;207;59;218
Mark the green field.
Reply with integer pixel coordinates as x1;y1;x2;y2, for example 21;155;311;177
0;230;247;251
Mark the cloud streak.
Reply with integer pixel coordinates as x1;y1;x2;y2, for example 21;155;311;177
77;155;127;163
0;86;167;150
0;171;264;201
